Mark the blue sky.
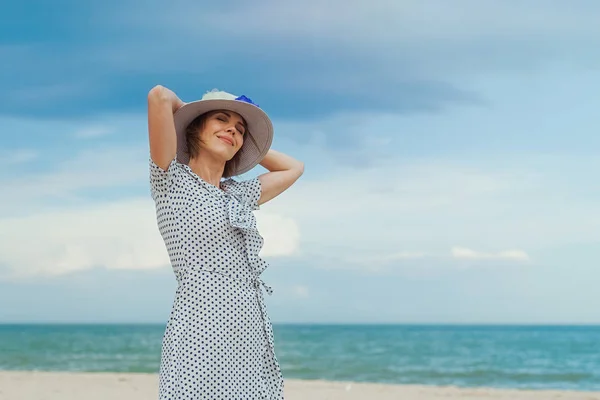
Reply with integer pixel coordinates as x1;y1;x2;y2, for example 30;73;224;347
1;0;599;324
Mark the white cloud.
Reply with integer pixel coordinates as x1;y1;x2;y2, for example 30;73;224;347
0;145;148;216
145;0;600;76
11;82;91;103
0;198;300;279
2;104;598;278
451;246;529;261
99;0;600;84
72;126;114;139
0;199;166;277
0;114;151;215
0;119;301;278
378;252;426;261
0;149;38;165
256;213;301;258
334;251;427;270
292;285;310;298
198;0;600;42
261;147;599;271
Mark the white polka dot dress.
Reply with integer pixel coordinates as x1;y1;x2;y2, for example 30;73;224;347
149;156;284;399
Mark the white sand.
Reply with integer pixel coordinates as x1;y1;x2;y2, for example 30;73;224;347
1;371;598;400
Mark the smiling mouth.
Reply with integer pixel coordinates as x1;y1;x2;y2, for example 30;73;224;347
217;136;234;146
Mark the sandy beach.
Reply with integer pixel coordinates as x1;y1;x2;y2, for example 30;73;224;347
1;371;599;400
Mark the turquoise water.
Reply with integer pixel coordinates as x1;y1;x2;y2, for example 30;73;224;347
1;324;599;391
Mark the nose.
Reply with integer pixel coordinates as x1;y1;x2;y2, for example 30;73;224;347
225;126;236;135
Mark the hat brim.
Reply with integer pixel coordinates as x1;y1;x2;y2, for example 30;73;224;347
173;99;273;176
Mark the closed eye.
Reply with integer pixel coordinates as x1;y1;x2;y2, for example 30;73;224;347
236;124;246;135
215;112;246;135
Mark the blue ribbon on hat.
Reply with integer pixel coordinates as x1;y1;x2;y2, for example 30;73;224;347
235;95;259;108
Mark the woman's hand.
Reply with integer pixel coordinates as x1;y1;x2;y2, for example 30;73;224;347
149;85;185;112
257;149;304;205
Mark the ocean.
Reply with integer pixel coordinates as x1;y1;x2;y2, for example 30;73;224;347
1;324;599;391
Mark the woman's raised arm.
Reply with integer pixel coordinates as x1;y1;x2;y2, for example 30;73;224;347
257;149;304;205
147;85;185;171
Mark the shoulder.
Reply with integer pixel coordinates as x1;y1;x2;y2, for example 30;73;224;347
149;156;188;197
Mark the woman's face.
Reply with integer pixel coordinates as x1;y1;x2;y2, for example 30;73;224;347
198;110;246;160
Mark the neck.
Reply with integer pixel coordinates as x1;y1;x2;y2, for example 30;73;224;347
188;153;226;188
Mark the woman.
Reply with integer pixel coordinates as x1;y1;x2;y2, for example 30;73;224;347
147;85;303;399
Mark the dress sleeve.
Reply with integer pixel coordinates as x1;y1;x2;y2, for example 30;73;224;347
223;176;263;210
149;156;177;198
242;177;262;210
